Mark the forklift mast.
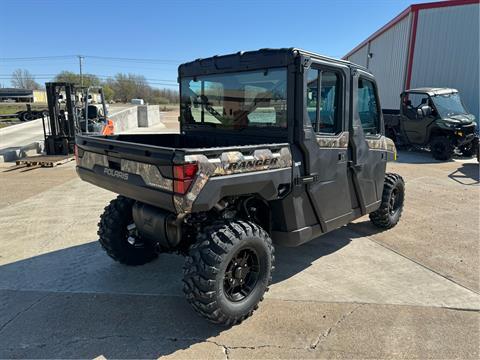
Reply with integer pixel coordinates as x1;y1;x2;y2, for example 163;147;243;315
43;82;114;156
44;82;79;155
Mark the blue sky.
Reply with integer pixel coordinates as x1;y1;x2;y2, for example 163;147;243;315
0;0;426;89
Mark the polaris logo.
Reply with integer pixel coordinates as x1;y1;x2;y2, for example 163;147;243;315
227;158;278;171
104;168;129;181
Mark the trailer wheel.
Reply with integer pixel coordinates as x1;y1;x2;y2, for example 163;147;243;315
430;136;454;160
18;111;28;121
98;196;158;266
369;173;405;229
183;220;274;325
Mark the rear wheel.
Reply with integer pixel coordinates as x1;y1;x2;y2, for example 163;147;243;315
183;220;274;325
430;136;454;160
98;196;158;266
370;173;405;229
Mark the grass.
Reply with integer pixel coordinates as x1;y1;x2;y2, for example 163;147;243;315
0;103;47;117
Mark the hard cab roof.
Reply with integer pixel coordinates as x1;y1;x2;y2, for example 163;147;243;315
405;87;458;96
178;48;370;77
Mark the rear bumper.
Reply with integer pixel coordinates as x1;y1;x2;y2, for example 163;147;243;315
77;166;176;213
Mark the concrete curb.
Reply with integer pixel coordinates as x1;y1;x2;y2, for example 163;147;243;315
0;141;44;163
0;118;43;135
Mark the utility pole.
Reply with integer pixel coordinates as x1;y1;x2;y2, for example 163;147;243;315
78;55;84;86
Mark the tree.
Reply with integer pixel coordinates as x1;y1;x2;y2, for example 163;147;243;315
11;69;41;90
51;70;179;104
102;84;114;101
110;73;151;102
54;71;100;87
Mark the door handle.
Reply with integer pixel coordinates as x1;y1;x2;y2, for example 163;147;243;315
347;161;363;173
295;175;319;185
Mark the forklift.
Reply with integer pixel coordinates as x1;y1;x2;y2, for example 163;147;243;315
43;82;114;156
16;82;114;168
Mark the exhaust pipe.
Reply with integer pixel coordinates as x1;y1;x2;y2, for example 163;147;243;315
132;202;182;250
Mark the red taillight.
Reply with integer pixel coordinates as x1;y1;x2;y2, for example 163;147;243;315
173;163;198;194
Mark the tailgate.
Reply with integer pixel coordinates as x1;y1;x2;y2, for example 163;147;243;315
75;134;178;212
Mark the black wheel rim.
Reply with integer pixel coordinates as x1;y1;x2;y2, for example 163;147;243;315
388;187;403;215
125;223;145;248
224;248;260;302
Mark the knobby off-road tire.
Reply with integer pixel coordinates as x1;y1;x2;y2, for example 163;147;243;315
98;195;158;266
369;173;405;229
430;136;454;161
183;220;274;325
459;141;477;158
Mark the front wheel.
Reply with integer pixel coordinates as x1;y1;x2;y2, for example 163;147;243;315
183;220;274;325
459;140;477;157
430;136;454;160
369;173;405;229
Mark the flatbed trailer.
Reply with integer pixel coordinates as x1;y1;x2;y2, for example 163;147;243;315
0;108;47;122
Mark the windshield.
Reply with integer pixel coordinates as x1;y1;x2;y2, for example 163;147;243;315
180;68;287;129
431;93;468;117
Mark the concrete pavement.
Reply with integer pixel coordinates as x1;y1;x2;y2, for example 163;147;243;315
0;151;478;358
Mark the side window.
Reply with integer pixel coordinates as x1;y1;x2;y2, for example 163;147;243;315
306;68;341;134
306;69;318;128
357;78;379;135
319;71;339;133
402;93;432;120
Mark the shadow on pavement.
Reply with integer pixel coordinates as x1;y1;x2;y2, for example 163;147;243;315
448;163;479;185
0;232;352;359
395;149;479;164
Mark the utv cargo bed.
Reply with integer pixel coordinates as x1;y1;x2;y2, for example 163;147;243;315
76;133;292;214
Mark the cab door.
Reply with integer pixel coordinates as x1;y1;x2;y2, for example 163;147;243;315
303;65;353;232
349;70;387;214
401;92;435;144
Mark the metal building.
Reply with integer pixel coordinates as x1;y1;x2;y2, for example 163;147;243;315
344;0;479;119
0;88;47;103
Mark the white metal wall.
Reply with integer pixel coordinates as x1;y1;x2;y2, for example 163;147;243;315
368;14;411;110
346;14;411;110
410;3;480;119
347;44;368;68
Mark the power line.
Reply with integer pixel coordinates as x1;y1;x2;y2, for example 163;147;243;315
0;74;177;82
0;55;185;63
0;55;77;61
85;55;184;64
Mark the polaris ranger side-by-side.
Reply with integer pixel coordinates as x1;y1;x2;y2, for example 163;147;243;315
76;49;404;325
384;88;478;160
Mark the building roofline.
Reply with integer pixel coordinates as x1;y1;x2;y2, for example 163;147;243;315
342;0;478;60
